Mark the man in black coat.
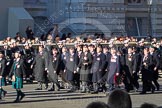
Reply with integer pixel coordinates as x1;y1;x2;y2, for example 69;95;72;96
26;26;34;40
91;45;106;94
149;46;160;91
23;45;34;83
31;45;48;90
3;45;14;82
78;45;92;93
124;47;138;92
89;44;97;91
140;47;155;94
47;47;61;91
75;45;83;89
106;46;120;92
0;51;7;100
65;47;79;92
60;46;69;83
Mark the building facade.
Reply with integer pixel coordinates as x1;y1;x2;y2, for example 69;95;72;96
1;0;162;38
25;0;162;37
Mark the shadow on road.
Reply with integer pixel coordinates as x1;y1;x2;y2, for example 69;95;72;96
0;90;106;104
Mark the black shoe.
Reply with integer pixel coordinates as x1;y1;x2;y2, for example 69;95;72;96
91;91;98;94
151;87;155;93
13;99;20;103
56;89;60;91
35;88;42;90
67;89;75;93
48;89;54;91
80;91;86;93
157;86;160;91
140;91;146;94
20;93;25;101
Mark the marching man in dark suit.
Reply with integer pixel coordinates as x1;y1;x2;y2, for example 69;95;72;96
91;45;106;94
0;51;7;100
9;51;25;103
107;46;120;92
149;46;160;91
23;44;34;83
124;47;138;92
60;46;69;87
3;44;14;83
31;45;48;90
65;46;79;92
75;45;83;89
89;44;97;92
78;45;92;93
140;47;155;94
47;47;61;91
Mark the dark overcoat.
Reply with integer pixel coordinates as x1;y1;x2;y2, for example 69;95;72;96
78;52;92;82
65;53;79;81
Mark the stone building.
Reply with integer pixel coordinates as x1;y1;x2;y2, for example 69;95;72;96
1;0;162;39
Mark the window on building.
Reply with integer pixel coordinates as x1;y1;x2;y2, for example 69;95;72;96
126;17;147;36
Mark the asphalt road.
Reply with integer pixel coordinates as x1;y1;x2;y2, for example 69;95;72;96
0;81;162;108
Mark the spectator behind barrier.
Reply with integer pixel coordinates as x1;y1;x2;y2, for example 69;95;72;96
108;89;132;108
140;103;158;108
86;101;109;108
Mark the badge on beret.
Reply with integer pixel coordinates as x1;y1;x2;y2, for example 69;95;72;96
70;58;74;61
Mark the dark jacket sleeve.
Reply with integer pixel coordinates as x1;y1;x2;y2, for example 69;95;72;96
100;53;106;71
20;59;26;77
0;59;6;76
55;54;61;72
87;53;92;65
9;62;14;77
78;54;83;68
74;54;79;71
154;53;160;68
133;54;138;72
116;56;120;73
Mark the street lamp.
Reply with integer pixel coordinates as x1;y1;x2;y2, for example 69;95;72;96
147;0;153;37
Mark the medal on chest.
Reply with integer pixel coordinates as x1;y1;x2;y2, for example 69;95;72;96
111;56;117;62
70;57;74;61
128;56;132;61
97;57;100;61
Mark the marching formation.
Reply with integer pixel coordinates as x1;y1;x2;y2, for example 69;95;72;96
0;34;162;103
